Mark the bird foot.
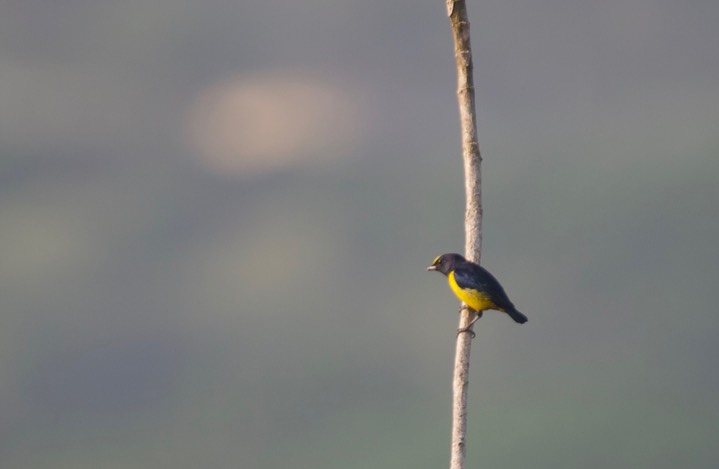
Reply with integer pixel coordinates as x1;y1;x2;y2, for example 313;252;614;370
456;309;482;338
457;326;476;338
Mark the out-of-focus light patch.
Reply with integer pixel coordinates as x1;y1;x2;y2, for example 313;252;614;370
187;71;365;176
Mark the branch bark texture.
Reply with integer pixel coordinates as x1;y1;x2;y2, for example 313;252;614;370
445;1;482;469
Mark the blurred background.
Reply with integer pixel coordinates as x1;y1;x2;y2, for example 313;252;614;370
1;0;718;467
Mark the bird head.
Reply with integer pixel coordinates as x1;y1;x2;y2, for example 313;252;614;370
427;253;465;276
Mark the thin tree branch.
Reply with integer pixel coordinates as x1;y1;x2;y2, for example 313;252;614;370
445;1;482;469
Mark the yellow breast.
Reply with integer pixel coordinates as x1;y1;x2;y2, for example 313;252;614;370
448;271;497;312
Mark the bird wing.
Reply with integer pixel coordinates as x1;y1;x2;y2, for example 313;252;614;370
453;264;514;310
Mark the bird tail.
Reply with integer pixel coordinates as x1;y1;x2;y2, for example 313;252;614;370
506;307;528;324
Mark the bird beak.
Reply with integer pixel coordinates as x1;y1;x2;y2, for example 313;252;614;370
426;265;437;271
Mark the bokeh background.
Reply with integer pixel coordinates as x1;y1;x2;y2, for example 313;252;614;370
2;1;718;468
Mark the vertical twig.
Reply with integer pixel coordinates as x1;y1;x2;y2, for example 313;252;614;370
445;1;482;469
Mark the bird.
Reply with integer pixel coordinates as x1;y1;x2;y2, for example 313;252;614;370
427;253;527;334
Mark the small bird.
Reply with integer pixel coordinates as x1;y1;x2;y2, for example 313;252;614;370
427;253;527;333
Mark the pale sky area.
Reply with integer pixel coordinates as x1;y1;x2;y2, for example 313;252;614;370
1;1;718;468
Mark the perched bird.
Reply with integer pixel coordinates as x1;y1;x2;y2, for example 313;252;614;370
427;253;527;333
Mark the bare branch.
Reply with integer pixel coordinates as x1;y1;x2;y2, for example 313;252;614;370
445;1;482;469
